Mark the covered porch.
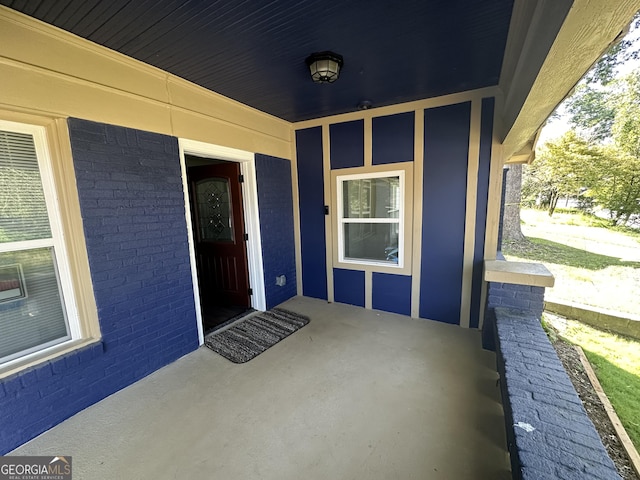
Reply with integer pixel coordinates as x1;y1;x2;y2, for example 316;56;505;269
12;296;510;479
2;2;640;475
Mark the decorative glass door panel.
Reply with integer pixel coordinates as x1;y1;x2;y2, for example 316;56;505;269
195;177;233;242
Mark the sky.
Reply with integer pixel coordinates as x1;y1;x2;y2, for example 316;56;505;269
537;19;640;146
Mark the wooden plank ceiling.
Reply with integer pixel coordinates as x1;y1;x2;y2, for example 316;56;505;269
1;0;514;122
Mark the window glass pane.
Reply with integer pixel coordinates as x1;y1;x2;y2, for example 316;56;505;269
196;177;233;242
0;248;70;362
343;223;399;264
0;130;52;243
343;176;400;219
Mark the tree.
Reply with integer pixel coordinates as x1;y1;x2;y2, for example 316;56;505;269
524;131;602;216
585;147;640;226
536;69;640;226
502;164;526;243
612;71;640;158
523;20;640;228
587;71;640;225
565;85;615;141
582;13;640;86
565;13;639;140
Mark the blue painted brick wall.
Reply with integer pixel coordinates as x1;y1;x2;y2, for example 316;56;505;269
483;279;546;351
255;154;297;309
488;283;545;319
494;308;620;480
0;118;199;454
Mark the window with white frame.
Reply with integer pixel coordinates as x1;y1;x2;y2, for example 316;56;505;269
337;170;404;267
0;120;79;366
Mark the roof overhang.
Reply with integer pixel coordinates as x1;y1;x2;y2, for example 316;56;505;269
498;0;640;162
505;129;540;165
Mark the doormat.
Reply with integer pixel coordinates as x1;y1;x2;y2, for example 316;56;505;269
204;308;310;363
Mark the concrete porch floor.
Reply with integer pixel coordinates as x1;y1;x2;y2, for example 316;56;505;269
13;296;511;479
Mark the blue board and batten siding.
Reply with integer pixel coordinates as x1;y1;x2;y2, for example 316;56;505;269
333;269;366;307
370;112;415;313
372;273;412;316
420;102;471;324
255;154;297;310
329;120;365;169
0;119;199;454
296;112;416;316
372;112;415;165
295;127;328;300
295;102;493;323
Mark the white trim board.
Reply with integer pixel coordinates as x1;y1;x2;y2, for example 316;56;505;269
178;138;266;346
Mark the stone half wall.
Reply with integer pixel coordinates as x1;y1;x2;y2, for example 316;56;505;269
482;282;545;352
482;259;620;479
494;307;620;480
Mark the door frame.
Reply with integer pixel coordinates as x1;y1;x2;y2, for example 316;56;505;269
179;138;266;345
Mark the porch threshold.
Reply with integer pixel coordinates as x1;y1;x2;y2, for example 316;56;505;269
12;297;510;479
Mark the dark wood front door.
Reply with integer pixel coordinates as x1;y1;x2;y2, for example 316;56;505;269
188;163;250;322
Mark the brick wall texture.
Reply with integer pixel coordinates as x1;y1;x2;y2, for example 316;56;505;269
488;282;545;319
0;119;199;453
483;280;545;352
494;307;620;480
255;154;297;309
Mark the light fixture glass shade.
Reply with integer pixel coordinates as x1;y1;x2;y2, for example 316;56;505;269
306;51;343;83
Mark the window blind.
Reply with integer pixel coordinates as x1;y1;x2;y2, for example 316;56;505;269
0;128;69;363
0;130;52;243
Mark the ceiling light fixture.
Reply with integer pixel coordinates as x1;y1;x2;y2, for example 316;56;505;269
305;51;344;84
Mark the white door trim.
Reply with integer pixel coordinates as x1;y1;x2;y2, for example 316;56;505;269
178;138;266;345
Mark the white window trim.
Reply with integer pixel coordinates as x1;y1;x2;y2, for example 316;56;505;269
0;119;85;371
336;170;405;269
331;162;413;276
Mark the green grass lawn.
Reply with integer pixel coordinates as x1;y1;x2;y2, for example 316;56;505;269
546;315;640;451
505;208;640;450
504;208;640;316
